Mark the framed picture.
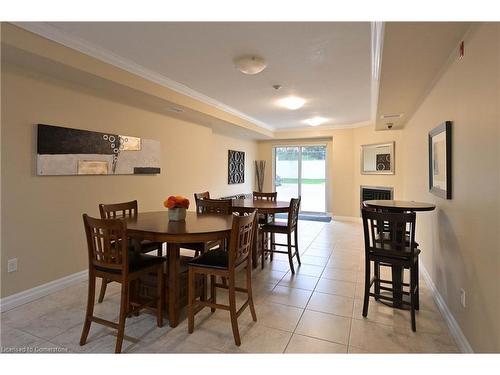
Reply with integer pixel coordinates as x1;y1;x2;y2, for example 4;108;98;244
428;121;452;199
228;150;245;184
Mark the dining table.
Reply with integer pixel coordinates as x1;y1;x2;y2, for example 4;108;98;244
362;199;436;309
125;211;233;327
231;198;291;268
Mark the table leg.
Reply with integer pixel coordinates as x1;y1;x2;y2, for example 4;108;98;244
167;242;180;327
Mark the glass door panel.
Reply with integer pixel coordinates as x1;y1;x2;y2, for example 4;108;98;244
300;146;326;212
274;147;299;204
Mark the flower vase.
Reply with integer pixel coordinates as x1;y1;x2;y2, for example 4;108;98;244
168;207;187;221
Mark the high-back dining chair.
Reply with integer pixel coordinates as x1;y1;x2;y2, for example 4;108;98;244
252;191;277;201
194;191;210;213
252;191;278;261
97;200;163;303
361;208;420;331
80;214;165;353
197;198;233;215
181;196;231;257
187;210;258;346
260;197;302;273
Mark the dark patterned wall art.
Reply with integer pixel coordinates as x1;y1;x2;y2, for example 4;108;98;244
376;153;391;171
37;124;160;175
228;150;245;184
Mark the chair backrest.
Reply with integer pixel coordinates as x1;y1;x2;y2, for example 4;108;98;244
82;214;129;274
197;198;233;215
194;191;210;213
253;191;277;201
228;210;257;268
287;197;301;230
99;200;138;219
361;208;416;256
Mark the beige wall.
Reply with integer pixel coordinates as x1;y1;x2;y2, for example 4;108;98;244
399;23;500;352
352;125;405;215
1;63;257;297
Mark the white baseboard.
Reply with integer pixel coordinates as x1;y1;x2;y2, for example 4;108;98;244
334;216;362;223
420;263;474;353
0;270;88;313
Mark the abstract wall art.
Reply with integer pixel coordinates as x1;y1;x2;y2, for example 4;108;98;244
228;150;245;184
36;124;161;176
428;121;452;199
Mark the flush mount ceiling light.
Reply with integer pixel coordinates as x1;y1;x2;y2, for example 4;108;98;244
234;55;267;75
276;96;306;110
304;116;328;126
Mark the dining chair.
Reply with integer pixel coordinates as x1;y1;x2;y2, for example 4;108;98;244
187;210;258;346
181;195;230;257
252;191;278;261
260;197;302;273
97;200;163;303
193;191;210;213
80;214;165;353
361;208;420;331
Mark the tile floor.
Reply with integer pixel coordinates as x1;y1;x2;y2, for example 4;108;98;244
0;219;459;353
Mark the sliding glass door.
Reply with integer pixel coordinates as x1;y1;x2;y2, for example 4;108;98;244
274;145;327;213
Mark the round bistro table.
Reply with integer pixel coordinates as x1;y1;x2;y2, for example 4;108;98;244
232;199;291;268
362;200;435;309
126;211;233;327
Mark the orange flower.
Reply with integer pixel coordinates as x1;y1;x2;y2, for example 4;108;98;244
164;195;189;209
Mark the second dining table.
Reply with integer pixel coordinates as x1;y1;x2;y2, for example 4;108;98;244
126;211;233;327
231;198;291;268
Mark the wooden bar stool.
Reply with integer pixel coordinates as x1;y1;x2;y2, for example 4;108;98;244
361;208;420;331
80;214;165;353
261;197;302;273
187;211;258;346
97;200;163;303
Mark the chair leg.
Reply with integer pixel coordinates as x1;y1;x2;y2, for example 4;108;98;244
210;275;217;313
287;233;295;274
188;267;195;334
294;229;301;265
115;283;128;353
156;267;164;327
97;278;108;303
270;233;275;261
246;265;257;322
362;259;370;317
410;263;417;332
415;258;420;310
80;273;96;346
228;276;241;346
261;231;265;270
374;261;380;301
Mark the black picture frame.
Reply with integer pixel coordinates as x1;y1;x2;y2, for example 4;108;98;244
428;121;452;199
228;150;245;184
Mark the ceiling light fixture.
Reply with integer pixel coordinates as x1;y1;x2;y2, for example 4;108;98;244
304;116;328;126
234;55;267;75
277;96;306;110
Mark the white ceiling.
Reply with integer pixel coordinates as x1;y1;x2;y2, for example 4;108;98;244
34;22;373;131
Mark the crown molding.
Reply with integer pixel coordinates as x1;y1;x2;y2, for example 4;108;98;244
274;120;372;133
12;22;275;132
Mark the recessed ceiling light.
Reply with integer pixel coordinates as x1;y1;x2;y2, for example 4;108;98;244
166;106;184;113
276;96;306;110
304;116;328;126
234;55;267;75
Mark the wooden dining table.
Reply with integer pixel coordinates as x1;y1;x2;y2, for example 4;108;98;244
231;199;291;268
125;211;233;327
362;199;435;309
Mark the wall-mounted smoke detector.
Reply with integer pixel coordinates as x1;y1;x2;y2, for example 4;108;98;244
234;55;267;75
380;113;404;120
